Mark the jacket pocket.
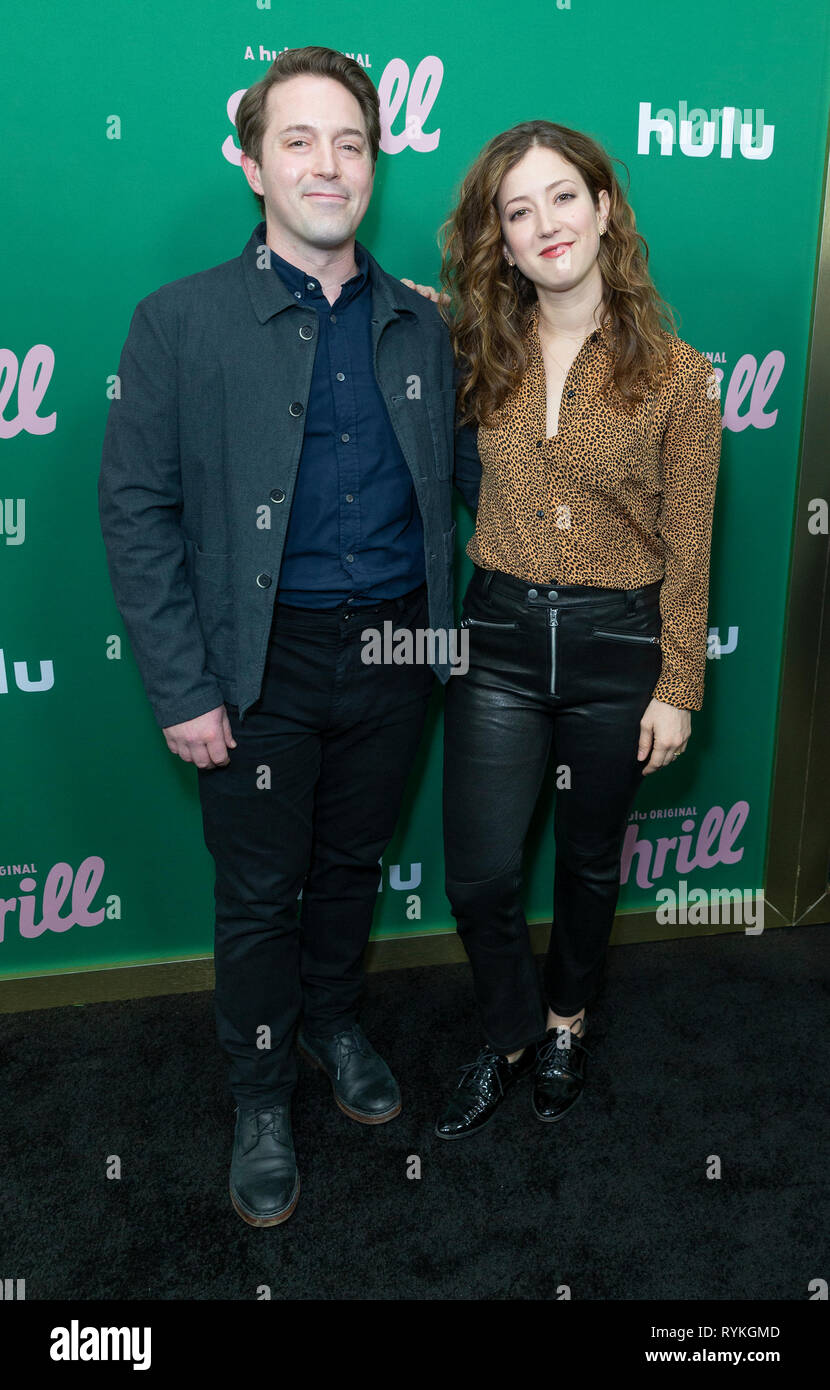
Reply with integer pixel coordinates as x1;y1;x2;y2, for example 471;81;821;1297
184;539;235;673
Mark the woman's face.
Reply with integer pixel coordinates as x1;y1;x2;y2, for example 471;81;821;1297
496;144;610;296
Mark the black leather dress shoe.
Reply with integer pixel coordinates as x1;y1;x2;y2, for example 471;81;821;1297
229;1103;300;1227
297;1023;401;1123
434;1043;536;1139
532;1024;592;1121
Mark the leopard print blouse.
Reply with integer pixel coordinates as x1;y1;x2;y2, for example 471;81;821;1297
467;301;723;710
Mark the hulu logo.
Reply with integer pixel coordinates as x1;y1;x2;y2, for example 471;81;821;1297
637;102;774;159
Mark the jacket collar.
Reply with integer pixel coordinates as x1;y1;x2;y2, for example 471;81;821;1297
241;220;416;324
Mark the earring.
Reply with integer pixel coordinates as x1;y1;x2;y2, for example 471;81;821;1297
599;224;607;235
506;255;515;266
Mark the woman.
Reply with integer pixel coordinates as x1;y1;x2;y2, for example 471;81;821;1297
424;121;722;1138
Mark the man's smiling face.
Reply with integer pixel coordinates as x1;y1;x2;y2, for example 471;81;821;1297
241;73;375;254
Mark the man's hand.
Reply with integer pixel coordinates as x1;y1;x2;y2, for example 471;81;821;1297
637;698;691;774
162;705;237;768
399;277;449;306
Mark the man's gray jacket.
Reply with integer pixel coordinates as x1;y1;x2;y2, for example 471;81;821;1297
98;222;482;728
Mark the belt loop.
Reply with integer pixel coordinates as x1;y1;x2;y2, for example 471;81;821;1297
481;568;495;597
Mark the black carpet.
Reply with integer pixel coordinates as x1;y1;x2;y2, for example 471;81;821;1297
2;922;827;1301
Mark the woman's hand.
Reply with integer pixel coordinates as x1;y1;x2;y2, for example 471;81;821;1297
399;277;449;306
637;698;691;774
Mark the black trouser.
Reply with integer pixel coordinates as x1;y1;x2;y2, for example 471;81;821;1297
197;584;433;1109
443;565;663;1055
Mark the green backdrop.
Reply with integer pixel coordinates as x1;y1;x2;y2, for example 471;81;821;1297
2;0;829;976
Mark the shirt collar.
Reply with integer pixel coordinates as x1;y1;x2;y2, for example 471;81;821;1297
269;238;369;308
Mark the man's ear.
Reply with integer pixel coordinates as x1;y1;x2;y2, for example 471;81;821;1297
240;152;263;197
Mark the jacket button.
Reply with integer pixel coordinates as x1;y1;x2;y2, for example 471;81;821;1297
299;324;314;340
270;488;285;504
289;401;304;417
256;573;272;588
547;589;558;599
527;588;538;599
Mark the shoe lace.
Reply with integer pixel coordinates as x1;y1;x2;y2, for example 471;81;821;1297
456;1046;505;1097
536;1026;593;1068
243;1106;292;1151
326;1025;371;1081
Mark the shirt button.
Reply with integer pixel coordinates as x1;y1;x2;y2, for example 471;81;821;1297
306;281;316;291
299;324;314;340
289;401;304;417
270;488;286;504
345;493;354;502
336;372;345;381
330;314;337;324
345;553;354;563
341;433;350;443
536;510;545;518
294;291;302;299
256;573;271;588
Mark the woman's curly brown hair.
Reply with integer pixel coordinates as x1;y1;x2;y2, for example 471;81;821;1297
437;120;678;427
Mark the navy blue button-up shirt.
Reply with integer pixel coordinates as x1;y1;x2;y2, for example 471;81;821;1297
270;240;425;607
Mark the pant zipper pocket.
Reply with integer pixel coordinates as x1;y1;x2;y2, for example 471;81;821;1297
591;628;660;645
549;608;558;694
460;617;519;629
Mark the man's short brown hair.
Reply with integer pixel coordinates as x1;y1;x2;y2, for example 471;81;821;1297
235;46;380;216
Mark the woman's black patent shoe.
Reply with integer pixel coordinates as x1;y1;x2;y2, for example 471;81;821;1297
435;1044;536;1139
532;1023;592;1122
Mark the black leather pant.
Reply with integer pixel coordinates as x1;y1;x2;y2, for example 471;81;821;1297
443;564;664;1055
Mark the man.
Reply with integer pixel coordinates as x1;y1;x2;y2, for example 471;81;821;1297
98;46;480;1227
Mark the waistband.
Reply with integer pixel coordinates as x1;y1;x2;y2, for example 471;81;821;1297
275;581;427;617
472;566;662;607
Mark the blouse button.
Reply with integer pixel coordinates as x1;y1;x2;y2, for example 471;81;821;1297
566;389;576;399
